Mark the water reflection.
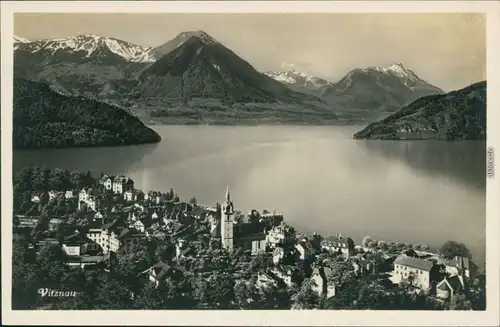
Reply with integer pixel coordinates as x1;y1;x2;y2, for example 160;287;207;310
13;142;160;175
356;140;486;192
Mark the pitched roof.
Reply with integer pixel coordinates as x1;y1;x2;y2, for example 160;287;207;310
437;275;464;292
63;232;90;245
151;261;185;281
444;256;470;270
117;228;144;239
394;256;434;271
180;247;194;256
102;219;120;231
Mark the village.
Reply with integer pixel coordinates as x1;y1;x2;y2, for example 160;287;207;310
12;169;486;310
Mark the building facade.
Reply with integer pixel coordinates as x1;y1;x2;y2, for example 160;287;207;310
392;256;434;291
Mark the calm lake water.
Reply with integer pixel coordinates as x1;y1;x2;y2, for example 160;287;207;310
13;125;486;264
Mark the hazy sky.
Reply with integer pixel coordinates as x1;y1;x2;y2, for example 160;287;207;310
14;13;486;91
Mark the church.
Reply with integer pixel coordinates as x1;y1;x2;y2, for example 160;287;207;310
213;187;270;255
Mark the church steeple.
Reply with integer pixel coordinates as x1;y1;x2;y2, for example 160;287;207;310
221;186;234;252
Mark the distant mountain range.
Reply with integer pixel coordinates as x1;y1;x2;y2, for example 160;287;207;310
266;62;445;115
264;70;331;95
13;77;161;148
353;81;486;140
13;31;466;127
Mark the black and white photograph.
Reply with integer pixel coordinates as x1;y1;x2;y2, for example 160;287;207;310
1;1;499;326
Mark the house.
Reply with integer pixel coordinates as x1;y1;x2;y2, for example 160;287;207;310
266;223;296;249
48;190;63;200
436;275;466;300
117;228;146;252
256;270;281;288
392;256;435;291
269;265;296;287
31;192;42;203
133;220;146;233
295;241;314;261
86;220;119;253
321;234;355;256
273;247;285;265
86;195;100;212
79;187;93;203
65;253;109;270
78;188;99;210
133;190;145;202
124;190;134;202
443;256;471;278
65;190;77;199
62;232;100;256
403;249;420;258
191;206;208;220
113;176;133;194
145;191;161;204
141;261;185;288
258;210;284;227
235;232;267;255
311;266;336;299
99;175;115;191
352;256;370;276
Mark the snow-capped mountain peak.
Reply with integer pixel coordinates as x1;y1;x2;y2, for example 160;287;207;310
14;35;31;50
14;35;31;43
153;30;221;58
16;34;156;63
178;30;219;45
264;70;331;88
363;62;418;79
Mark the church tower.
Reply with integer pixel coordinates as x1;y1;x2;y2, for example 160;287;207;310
221;186;234;252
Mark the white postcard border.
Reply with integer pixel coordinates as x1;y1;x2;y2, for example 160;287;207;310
1;1;499;326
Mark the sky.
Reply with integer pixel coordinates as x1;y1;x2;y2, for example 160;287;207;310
14;13;486;91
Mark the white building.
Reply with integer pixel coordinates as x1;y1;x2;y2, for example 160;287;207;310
266;223;296;249
392;256;434;291
443;256;471;278
311;266;336;299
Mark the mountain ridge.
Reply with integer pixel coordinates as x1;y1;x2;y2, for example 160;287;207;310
353;81;486;140
13;77;161;148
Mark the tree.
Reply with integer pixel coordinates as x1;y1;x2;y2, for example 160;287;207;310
362;236;372;247
189;196;197;206
292;279;321;309
93;277;135;309
377;240;388;250
204;272;235;309
439;241;472;260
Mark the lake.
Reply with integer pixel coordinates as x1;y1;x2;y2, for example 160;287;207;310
13;125;486;264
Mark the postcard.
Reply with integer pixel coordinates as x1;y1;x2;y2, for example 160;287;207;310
1;1;499;326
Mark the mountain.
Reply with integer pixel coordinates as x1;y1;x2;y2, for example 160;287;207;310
14;35;30;50
14;34;155;103
153;30;219;58
264;70;332;95
15;34;155;63
136;31;310;101
131;31;341;124
353;81;486;140
321;62;444;114
13;77;161;148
